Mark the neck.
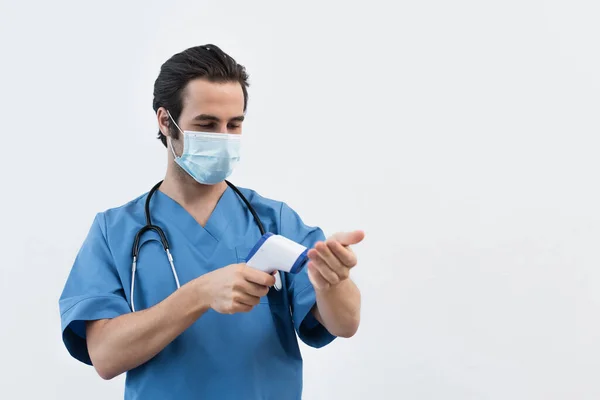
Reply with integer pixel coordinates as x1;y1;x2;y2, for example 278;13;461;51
160;161;227;209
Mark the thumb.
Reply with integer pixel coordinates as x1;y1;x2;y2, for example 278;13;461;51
330;230;365;246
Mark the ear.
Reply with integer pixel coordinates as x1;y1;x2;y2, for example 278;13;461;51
157;107;172;137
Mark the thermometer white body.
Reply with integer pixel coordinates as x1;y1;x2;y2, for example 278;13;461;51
246;233;309;274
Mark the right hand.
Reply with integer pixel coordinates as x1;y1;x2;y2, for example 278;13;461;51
202;263;276;314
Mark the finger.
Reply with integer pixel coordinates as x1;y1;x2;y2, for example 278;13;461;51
326;240;357;268
307;262;330;290
243;268;277;287
307;251;340;285
233;292;261;307
312;242;348;278
232;303;254;313
239;280;270;298
330;230;365;246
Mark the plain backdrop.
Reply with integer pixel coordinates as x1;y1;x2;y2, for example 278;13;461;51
1;0;599;399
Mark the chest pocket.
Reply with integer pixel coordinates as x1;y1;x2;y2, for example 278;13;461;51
235;246;286;305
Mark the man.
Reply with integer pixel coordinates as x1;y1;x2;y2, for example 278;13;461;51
59;44;363;399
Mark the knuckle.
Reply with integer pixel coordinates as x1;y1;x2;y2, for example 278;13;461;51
232;280;244;290
263;277;273;286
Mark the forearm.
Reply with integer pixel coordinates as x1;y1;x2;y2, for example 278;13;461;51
86;277;210;380
313;279;361;338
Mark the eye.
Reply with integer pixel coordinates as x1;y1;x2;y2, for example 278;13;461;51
198;123;216;129
228;124;241;130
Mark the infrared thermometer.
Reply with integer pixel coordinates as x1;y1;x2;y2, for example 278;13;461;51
245;233;309;292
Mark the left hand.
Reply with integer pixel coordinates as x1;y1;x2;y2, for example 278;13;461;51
307;230;365;291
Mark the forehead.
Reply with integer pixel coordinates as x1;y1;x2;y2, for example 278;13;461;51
180;78;244;117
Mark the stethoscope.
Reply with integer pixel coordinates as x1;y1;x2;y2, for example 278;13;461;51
130;180;280;312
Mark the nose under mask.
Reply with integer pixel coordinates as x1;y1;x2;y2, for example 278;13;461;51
167;111;241;185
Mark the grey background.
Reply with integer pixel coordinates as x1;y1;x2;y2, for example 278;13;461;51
1;0;599;398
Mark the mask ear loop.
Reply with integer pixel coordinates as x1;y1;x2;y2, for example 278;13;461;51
166;110;185;159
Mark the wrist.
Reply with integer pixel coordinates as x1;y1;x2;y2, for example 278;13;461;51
314;283;337;296
315;278;349;295
190;275;213;313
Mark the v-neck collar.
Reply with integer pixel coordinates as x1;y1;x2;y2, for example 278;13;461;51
151;186;235;247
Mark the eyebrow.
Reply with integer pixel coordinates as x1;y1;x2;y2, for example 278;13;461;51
192;114;245;122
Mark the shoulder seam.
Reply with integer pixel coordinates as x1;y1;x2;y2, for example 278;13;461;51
278;201;285;235
97;213;118;272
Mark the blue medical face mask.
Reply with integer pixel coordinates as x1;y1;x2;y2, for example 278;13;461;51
167;111;241;185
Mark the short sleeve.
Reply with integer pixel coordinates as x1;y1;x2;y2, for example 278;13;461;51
279;203;336;348
58;213;131;365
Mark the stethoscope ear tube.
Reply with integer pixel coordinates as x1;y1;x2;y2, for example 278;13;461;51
132;180;172;258
226;181;266;236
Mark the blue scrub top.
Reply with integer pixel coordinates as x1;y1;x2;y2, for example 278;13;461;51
59;186;336;399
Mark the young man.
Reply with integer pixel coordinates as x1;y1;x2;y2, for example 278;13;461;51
59;44;363;399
